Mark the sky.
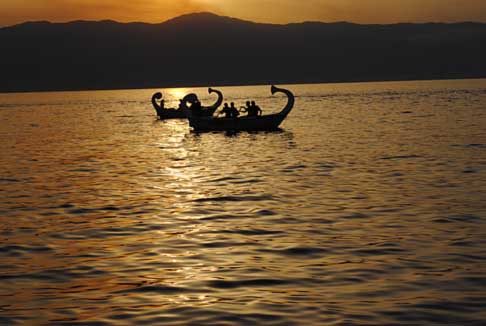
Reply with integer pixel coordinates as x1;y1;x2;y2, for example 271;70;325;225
2;0;486;27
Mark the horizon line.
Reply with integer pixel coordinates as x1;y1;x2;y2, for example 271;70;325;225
2;77;486;95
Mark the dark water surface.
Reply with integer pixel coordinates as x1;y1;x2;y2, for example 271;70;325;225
1;80;486;325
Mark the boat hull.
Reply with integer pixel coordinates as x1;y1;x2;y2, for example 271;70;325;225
155;107;187;119
189;114;286;132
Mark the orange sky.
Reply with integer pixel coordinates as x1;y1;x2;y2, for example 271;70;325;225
2;0;486;27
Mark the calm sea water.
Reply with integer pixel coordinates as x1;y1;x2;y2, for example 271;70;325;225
1;79;486;325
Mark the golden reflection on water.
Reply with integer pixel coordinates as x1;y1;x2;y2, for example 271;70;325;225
164;88;192;107
1;80;486;325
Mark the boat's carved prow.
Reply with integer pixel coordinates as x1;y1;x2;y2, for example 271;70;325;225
152;92;164;116
271;85;295;118
182;88;224;117
181;93;199;109
208;88;224;111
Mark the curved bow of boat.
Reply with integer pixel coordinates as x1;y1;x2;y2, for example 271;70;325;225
206;87;224;111
152;92;163;111
180;93;199;111
271;85;295;118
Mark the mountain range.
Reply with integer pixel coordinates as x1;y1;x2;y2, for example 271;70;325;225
1;12;486;92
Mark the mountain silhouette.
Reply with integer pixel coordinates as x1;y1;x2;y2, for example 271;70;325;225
1;12;486;92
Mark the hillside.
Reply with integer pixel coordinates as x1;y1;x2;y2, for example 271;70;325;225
1;12;486;92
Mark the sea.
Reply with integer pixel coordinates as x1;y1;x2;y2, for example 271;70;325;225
1;79;486;325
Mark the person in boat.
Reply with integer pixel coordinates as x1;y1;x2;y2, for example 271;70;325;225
241;100;262;117
241;101;251;114
250;101;262;116
191;99;203;116
220;103;233;118
219;102;240;118
229;102;240;118
178;100;184;110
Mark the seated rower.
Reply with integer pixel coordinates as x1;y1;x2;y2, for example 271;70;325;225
250;101;262;116
240;101;251;114
191;99;203;117
242;100;262;117
219;102;241;118
220;103;232;118
229;102;240;118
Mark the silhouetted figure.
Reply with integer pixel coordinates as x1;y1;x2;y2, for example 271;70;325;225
245;101;262;117
241;100;261;117
220;103;232;118
191;100;203;117
229;102;240;118
241;101;251;114
242;101;262;117
219;102;240;118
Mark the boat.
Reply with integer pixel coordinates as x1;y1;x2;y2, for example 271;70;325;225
151;92;186;119
151;88;223;119
185;85;295;132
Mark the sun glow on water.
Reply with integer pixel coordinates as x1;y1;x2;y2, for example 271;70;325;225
167;88;191;102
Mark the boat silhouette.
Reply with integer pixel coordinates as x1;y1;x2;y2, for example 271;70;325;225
151;88;223;119
185;85;295;132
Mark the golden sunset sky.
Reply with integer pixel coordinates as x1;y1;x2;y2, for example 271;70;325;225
2;0;486;27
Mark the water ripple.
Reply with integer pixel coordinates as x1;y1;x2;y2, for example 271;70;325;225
1;80;486;325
